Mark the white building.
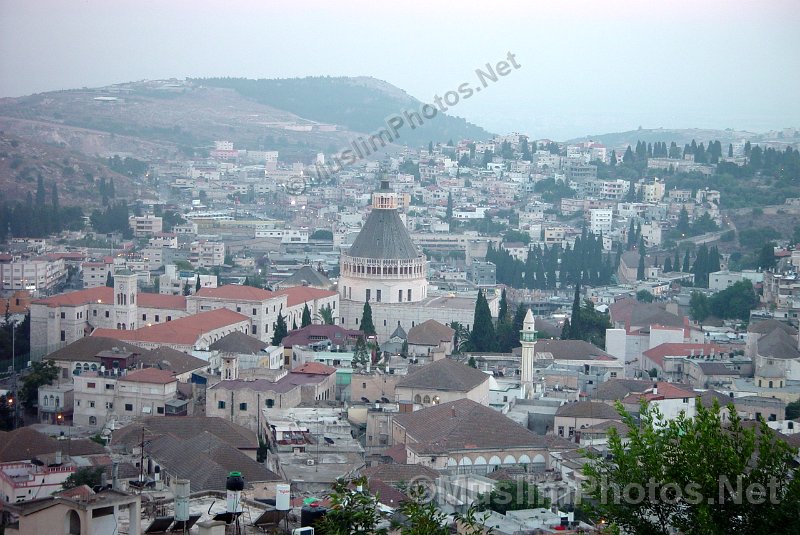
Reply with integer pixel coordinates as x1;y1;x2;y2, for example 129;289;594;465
589;209;613;235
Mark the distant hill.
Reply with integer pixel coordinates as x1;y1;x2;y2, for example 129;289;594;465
567;127;800;148
193;76;492;146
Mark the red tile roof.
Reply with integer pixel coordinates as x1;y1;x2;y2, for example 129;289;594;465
92;308;249;345
292;362;336;376
643;343;727;368
195;285;275;301
273;286;338;307
138;293;187;310
120;368;177;384
34;287;112;307
33;288;186;311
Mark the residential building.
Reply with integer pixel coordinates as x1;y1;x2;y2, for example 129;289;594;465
128;214;163;237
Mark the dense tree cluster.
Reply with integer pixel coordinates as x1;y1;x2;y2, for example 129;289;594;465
89;201;133;238
0;178;84;241
561;279;611;347
106;155;148;178
690;244;721;288
486;230;614;290
689;280;758;323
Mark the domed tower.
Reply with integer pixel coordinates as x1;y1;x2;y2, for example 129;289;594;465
339;179;427;304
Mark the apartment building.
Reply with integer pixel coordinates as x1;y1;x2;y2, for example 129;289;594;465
0;254;67;296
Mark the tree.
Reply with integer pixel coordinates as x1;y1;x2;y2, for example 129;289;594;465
477;480;549;515
469;291;496;352
20;360;59;407
689;291;710;322
195;275;201;293
315;477;386;535
757;243;777;271
583;399;800;535
636;290;654;303
637;251;646;281
708;280;759;321
62;466;105;490
353;337;369;367
360;301;376;336
318;304;334;325
498;289;508;323
664;256;673;273
182;281;191;296
468;356;477;368
786;398;800;420
445;192;453;226
301;304;312;328
682;249;692;273
271;308;288;346
105;271;114;288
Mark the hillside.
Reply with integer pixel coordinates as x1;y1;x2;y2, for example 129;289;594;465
193;76;493;146
567;127;800;147
0;132;138;206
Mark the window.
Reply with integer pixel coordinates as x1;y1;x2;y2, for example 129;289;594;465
89;401;95;408
239;402;247;411
408;289;412;301
76;400;80;407
89;416;96;426
87;382;96;389
157;407;164;414
60;312;65;319
398;290;403;302
423;395;431;404
610;372;617;378
142;314;147;321
93;310;97;317
125;404;133;411
366;289;371;301
569;427;575;437
155;315;160;322
166;316;171;321
558;426;565;436
252;325;257;335
218;401;226;409
236;307;241;312
362;382;367;389
503;396;508;402
60;330;66;341
265;399;274;408
682;397;689;403
105;311;109;318
252;308;257;316
376;290;381;302
105;384;114;390
105;402;113;409
383;319;387;326
414;394;421;403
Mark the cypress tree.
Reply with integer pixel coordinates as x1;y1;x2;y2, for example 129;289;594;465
360;301;376;336
637;252;646;281
272;309;288;346
301;303;312;327
195;276;201;293
674;249;681;273
664;256;673;273
470;290;496;352
498;289;508;323
105;271;114;288
682;250;692;273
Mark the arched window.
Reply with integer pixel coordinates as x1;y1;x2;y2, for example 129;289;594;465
423;395;431;404
55;396;60;407
414;394;421;403
90;364;97;372
83;363;90;372
65;510;81;535
88;416;97;426
44;396;49;407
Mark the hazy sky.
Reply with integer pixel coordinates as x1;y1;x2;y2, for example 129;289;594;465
1;0;799;139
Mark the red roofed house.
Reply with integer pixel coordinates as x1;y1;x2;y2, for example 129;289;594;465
641;342;728;382
30;276;339;358
620;381;697;422
72;367;180;428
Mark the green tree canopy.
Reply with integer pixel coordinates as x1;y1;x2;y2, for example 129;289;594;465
360;301;376;336
584;399;800;535
271;308;288;346
469;291;496;352
301;304;312;328
62;467;105;490
21;360;59;407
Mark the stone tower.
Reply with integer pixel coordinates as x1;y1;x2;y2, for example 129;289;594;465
113;270;138;331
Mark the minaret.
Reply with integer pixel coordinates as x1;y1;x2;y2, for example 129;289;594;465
520;308;537;398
